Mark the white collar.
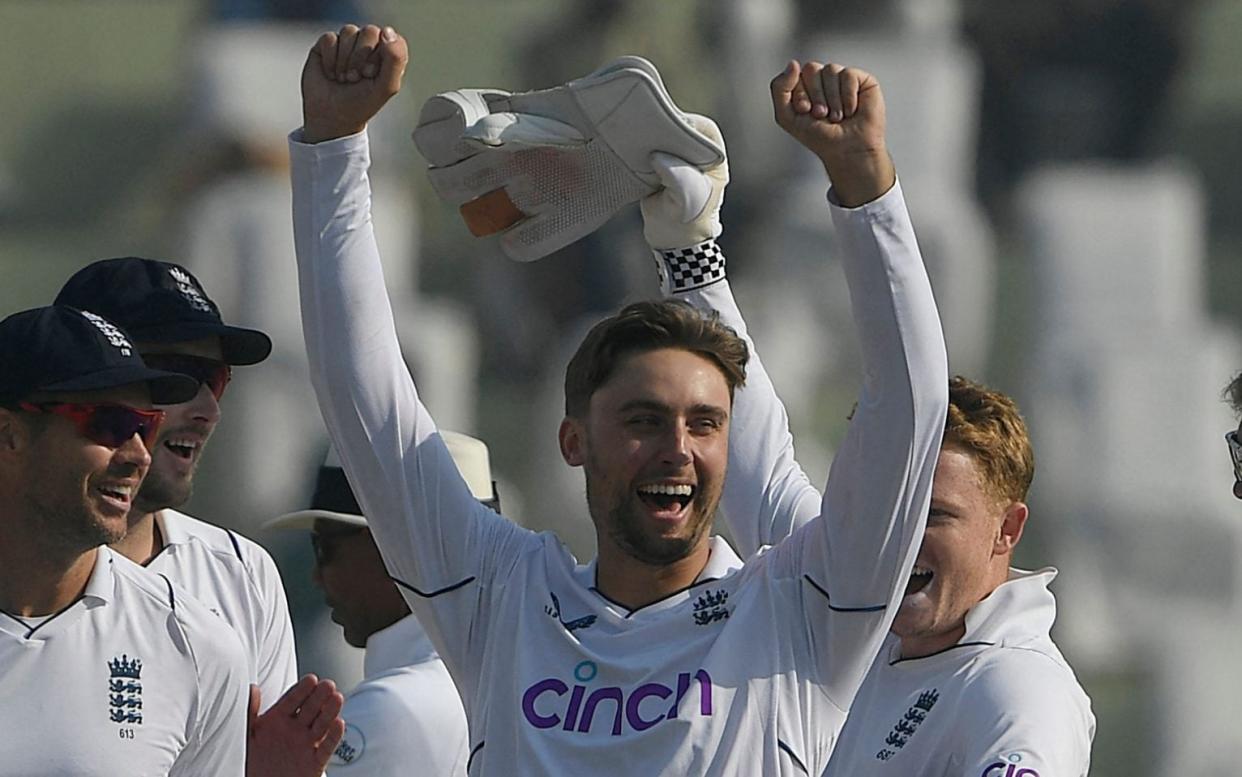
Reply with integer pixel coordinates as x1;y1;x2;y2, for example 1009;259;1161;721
699;535;745;578
363;613;438;678
576;535;744;581
83;546;118;605
152;509;193;547
574;535;744;607
890;566;1059;662
962;566;1058;645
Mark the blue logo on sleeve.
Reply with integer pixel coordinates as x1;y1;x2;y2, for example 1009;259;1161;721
331;724;366;765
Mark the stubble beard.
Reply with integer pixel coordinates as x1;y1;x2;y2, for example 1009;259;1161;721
29;491;127;554
133;453;194;515
585;463;720;567
608;498;712;566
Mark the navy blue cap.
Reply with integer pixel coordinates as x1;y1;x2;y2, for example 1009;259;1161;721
55;258;272;366
0;306;200;405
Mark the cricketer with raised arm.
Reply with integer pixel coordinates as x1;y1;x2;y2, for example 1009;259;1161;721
292;25;947;776
642;65;1094;777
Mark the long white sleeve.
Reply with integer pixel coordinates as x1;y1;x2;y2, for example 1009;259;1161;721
291;130;539;682
673;181;948;706
680;278;822;555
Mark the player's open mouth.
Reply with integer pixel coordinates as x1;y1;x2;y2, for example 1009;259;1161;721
636;483;695;514
96;483;134;509
164;439;200;460
905;565;933;596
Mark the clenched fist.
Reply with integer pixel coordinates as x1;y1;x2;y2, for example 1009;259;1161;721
770;60;894;207
301;24;409;144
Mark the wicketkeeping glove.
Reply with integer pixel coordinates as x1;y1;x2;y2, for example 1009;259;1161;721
412;56;724;262
640;114;729;294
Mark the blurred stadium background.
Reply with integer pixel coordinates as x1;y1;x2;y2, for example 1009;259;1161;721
2;1;1240;774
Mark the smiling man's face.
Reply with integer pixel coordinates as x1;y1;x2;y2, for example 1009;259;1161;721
891;446;1025;658
563;347;731;569
132;338;224;515
17;384;155;552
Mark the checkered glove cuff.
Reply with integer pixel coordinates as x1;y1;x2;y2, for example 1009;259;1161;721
654;240;726;294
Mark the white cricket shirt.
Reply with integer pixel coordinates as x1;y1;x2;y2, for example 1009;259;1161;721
290;130;947;776
673;259;1094;777
328;613;469;775
824;568;1095;777
0;547;249;775
146;509;297;709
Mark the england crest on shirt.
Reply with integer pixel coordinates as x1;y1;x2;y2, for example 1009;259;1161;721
874;688;938;761
692;589;730;626
108;654;144;725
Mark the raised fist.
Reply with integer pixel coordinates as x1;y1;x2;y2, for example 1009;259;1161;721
301;24;408;143
770;60;894;206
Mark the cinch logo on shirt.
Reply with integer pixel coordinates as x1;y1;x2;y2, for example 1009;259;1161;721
982;756;1039;777
521;661;713;736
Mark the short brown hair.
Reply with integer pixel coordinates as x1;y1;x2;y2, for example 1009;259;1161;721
943;375;1034;504
1224;372;1242;418
564;300;749;417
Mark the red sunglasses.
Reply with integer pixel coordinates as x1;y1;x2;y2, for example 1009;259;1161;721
140;354;232;401
18;402;165;449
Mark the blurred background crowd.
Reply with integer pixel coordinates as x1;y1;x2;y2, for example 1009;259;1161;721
2;1;1240;774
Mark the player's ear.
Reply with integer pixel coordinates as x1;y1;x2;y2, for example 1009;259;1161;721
559;417;585;467
994;501;1028;556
